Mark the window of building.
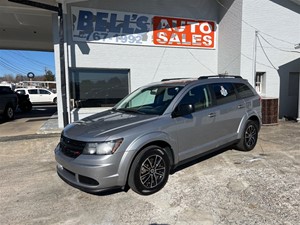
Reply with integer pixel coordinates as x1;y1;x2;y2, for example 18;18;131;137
70;69;130;108
255;72;266;94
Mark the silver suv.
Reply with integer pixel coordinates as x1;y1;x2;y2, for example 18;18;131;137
55;75;261;195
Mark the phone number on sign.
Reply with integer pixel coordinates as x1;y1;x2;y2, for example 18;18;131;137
86;32;144;44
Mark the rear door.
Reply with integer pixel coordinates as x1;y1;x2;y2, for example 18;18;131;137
209;82;246;144
28;89;39;103
38;89;52;103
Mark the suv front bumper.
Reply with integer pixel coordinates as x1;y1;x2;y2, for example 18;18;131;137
54;144;134;193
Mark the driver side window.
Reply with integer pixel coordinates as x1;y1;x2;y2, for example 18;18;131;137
179;85;212;112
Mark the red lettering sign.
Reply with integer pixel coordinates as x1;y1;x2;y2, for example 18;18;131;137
153;16;215;48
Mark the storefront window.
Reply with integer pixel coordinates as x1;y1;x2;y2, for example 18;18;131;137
70;69;129;108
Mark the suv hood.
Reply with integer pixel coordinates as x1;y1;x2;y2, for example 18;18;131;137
63;110;157;140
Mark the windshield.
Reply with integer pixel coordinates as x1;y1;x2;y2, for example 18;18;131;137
114;85;183;115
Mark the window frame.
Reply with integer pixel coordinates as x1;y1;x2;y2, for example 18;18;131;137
209;82;238;106
69;68;130;108
177;84;213;113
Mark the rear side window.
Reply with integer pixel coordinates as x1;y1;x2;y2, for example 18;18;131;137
39;89;50;95
234;83;255;99
28;89;38;94
0;87;13;94
211;83;237;105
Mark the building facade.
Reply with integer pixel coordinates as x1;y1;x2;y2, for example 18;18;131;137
52;0;300;128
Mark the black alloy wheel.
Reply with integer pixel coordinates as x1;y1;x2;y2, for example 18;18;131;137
128;145;170;195
236;120;258;151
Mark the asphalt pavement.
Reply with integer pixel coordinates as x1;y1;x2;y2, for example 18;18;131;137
0;104;61;137
0;114;299;225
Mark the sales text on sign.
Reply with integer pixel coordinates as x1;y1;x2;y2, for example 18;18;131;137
153;16;215;48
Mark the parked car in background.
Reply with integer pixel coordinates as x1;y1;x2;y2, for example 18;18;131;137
15;88;57;104
55;75;262;195
0;86;18;120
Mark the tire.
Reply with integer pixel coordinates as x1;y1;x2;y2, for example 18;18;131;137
4;104;15;120
236;120;258;151
128;145;170;195
20;101;32;112
53;97;57;104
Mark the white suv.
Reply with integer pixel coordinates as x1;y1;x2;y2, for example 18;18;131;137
15;88;57;104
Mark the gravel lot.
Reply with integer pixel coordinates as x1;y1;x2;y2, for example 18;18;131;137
0;122;299;225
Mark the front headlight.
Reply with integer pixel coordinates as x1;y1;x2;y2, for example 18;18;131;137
82;138;123;155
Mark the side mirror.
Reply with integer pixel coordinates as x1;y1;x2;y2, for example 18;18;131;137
172;103;195;118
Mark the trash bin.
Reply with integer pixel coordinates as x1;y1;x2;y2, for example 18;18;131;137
261;97;279;125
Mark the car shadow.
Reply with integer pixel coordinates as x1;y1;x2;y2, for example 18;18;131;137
170;146;232;174
0;105;57;124
88;146;234;196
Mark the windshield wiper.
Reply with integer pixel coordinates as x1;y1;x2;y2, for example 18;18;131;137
117;108;146;114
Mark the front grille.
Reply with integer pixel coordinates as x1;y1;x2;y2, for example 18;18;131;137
60;135;86;158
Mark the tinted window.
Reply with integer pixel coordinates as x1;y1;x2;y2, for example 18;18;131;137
211;83;237;105
179;85;212;112
39;89;50;95
28;89;38;94
0;87;13;94
234;83;254;99
70;69;129;108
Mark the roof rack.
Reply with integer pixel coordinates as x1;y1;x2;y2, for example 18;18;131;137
161;78;195;82
198;75;243;79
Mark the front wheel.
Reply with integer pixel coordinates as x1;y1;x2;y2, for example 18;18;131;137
236;120;258;151
128;145;170;195
4;105;15;120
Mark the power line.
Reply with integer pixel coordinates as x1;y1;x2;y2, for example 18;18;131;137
257;33;300;54
241;53;277;70
188;49;216;74
215;0;298;46
0;58;27;74
11;50;54;68
0;56;34;73
151;48;166;82
257;35;278;70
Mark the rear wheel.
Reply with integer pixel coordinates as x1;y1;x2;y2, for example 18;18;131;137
53;97;57;104
4;105;15;120
236;120;258;151
128;145;170;195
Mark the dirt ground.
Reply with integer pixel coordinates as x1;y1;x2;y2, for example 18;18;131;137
0;122;299;225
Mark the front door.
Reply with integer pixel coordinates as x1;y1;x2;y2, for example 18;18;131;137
173;84;218;161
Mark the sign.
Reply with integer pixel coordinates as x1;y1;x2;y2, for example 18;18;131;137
72;7;216;49
27;72;35;79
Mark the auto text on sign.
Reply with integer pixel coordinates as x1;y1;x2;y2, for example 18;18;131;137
153;16;215;48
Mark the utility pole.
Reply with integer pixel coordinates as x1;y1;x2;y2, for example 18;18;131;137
9;0;69;127
252;30;258;87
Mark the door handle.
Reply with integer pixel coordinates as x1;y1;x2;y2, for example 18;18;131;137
208;112;216;118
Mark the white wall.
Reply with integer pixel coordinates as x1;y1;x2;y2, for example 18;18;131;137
240;0;300;99
217;0;243;75
66;0;219;92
